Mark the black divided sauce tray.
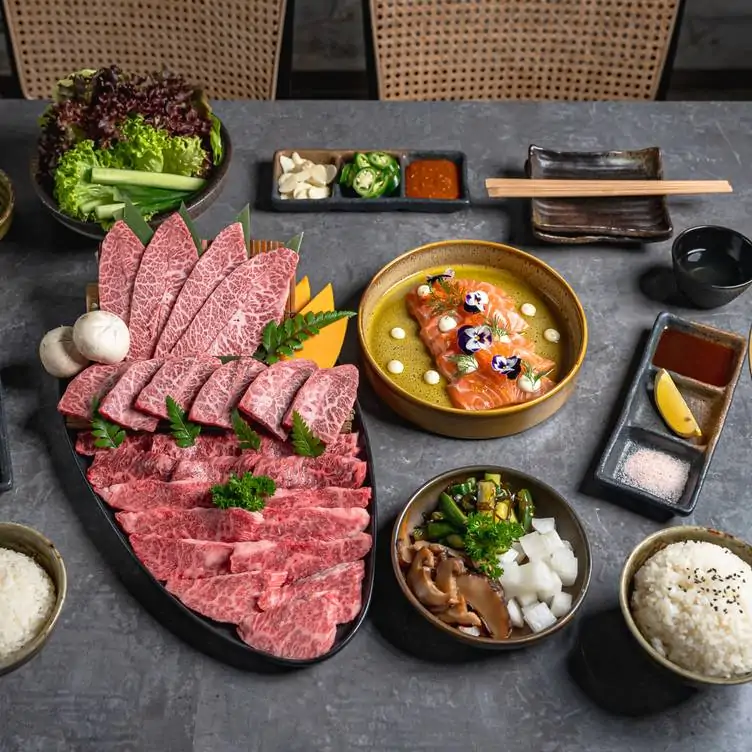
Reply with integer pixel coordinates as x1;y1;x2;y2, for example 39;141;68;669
595;312;747;517
0;376;12;492
270;149;470;213
59;396;377;670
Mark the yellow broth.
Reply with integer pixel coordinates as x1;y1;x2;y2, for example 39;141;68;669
366;264;565;408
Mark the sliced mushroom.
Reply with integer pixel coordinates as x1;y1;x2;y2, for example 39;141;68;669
435;558;465;602
437;595;483;627
456;573;512;639
397;538;430;566
406;548;456;609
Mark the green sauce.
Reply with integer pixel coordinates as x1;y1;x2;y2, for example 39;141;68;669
366;264;565;408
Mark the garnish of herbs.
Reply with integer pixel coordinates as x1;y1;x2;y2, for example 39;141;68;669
165;396;201;448
211;472;276;512
90;396;126;449
231;408;261;451
463;513;524;580
429;277;464;316
290;410;326;457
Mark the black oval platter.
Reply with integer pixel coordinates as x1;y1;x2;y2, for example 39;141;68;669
54;387;377;671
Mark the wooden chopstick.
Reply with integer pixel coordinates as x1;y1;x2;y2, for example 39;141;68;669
485;179;733;198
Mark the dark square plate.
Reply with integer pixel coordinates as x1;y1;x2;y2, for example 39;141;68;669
526;145;673;245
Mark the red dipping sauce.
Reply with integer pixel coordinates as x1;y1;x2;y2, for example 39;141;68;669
653;328;735;387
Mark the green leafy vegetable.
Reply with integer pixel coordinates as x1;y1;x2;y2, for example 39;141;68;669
165;396;201;448
231;409;261;451
254;310;356;365
90;397;126;449
178;203;203;255
123;196;155;244
286;232;304;254
290;411;326;457
209;113;224;166
463;512;524;580
211;472;275;511
236;205;251;247
218;355;240;365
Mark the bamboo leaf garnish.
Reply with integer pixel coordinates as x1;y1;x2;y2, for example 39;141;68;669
448;353;479;376
231;409;261;451
286;232;304;254
122;196;154;245
178;203;203;255
235;205;251;248
254;310;356;365
218;355;240;365
290;411;326;457
90;396;126;449
165;396;201;448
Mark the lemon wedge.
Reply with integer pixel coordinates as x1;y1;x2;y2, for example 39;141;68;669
654;369;702;439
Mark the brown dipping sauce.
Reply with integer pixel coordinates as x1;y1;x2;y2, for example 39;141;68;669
653;328;735;387
406;159;460;200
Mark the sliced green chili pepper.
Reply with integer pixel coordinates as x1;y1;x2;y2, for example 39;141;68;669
352;166;382;197
426;521;458;541
367;151;399;172
439;492;468;530
353;153;370;170
516;488;535;533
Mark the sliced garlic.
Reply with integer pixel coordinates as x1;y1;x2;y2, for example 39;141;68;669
387;360;404;375
423;370;440;385
324;164;338;184
520;303;537;317
417;284;431;298
279;155;295;173
292;168;313;184
390;327;406;340
544;328;560;343
307;186;330;199
293;184;310;199
291;151;304;166
309;164;329;187
438;315;457;333
278;174;299;194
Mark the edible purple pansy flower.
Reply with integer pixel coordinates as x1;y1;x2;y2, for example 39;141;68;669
491;354;522;379
463;289;489;314
427;268;455;286
457;325;493;354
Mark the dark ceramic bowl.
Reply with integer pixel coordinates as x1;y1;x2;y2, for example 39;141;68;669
391;465;592;650
672;225;752;309
32;123;233;241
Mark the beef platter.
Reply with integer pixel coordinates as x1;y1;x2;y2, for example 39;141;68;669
45;207;376;666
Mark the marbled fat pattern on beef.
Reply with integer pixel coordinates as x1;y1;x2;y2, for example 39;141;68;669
171;248;296;357
98;359;164;431
127;214;198;359
97;220;146;326
135;356;220;419
87;448;177;489
188;358;266;429
239;359;317;439
130;535;234;580
150;433;242;459
58;364;128;421
153;222;248;357
75;431;153;456
283;365;359;443
165;571;287;623
237;592;340;659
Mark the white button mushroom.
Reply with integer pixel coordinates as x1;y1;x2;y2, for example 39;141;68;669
520;303;537;317
423;370;441;385
39;326;90;378
543;328;561;343
416;285;431;298
387;360;404;375
438;316;457;333
72;311;130;364
390;327;406;340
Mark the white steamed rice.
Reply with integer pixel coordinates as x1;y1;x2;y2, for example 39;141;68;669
0;547;56;658
631;540;752;678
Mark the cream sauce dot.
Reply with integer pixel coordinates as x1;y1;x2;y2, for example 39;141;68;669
438;316;457;333
423;370;440;385
387;360;404;374
390;327;406;340
521;303;537;317
417;285;431;298
543;328;560;343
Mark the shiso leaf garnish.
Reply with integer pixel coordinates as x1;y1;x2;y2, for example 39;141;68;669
90;396;126;449
165;395;201;448
290;411;325;458
231;408;261;451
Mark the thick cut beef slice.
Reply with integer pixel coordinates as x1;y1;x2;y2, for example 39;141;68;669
171;456;240;483
258;560;365;623
97;220;146;326
129;535;234;580
135;356;220;419
128;214;198;359
283;365;359;443
237;592;340;660
166;571;287;623
150;433;242;459
251;455;367;490
231;533;373;580
99;479;215;511
171;247;297;357
255;431;360;459
189;358;266;429
58;364;127;421
263;486;371;511
87;448;176;490
154;222;248;357
98;359;164;431
239;359;317;439
75;431;152;456
260;506;370;540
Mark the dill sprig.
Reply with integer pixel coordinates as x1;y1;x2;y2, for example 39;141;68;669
428;277;465;316
447;353;478;375
483;313;510;341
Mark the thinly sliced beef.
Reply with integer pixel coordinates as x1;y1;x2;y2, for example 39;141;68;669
98;359;164;431
231;533;373;580
283;365;359;443
75;431;152;456
165;571;287;623
130;535;234;579
153;222;248;357
116;506;369;542
87;449;176;489
237;592;339;659
58;364;128;421
150;433;242;459
239;360;317;439
171;248;297;357
188;358;266;429
171;456;239;483
97;220;146;326
262;486;371;511
257;561;365;623
135;356;220;419
128;214;198;359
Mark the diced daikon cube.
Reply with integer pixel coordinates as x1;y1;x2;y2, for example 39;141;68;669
506;598;524;629
541;529;565;553
550;591;573;618
519;532;550;562
531;517;556;534
518;591;538;607
561;539;573;552
548;549;578;587
500;561;535;600
499;546;523;566
522;601;557;633
534;562;562;603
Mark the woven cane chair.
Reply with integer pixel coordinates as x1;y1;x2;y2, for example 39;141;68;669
365;0;685;101
2;0;290;99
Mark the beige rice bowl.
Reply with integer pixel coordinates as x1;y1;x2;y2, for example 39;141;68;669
631;540;752;678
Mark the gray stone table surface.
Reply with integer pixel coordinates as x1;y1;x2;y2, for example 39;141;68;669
1;100;752;751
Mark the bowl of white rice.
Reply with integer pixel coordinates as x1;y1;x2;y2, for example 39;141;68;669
620;526;752;686
0;522;67;676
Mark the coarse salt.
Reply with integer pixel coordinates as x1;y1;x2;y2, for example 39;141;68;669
615;440;689;503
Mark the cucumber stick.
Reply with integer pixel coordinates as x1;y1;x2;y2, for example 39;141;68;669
90;168;206;192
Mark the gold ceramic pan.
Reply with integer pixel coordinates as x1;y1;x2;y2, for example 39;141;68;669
392;465;592;650
358;240;588;438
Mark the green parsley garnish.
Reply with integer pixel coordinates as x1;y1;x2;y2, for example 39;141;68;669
165;395;201;448
231;408;261;451
463;512;524;580
90;396;126;449
290;410;325;457
211;472;276;512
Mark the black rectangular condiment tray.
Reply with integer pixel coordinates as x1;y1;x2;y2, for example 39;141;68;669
0;376;12;492
270;149;470;213
595;312;747;517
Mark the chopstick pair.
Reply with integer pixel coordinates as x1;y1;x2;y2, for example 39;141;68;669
485;179;733;198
